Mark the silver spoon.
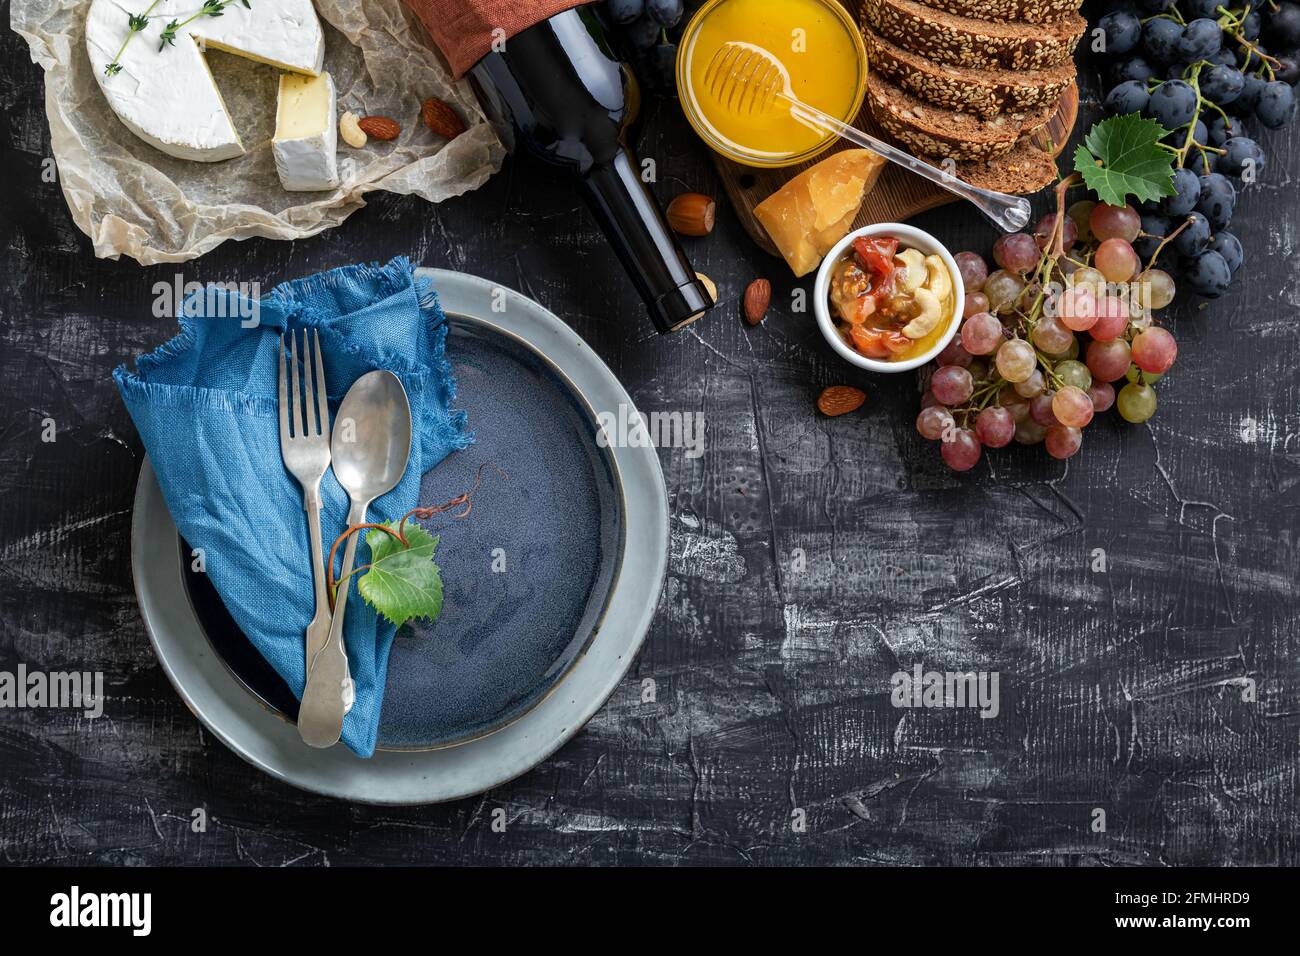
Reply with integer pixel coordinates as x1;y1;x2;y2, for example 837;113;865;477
702;41;1033;233
298;370;412;748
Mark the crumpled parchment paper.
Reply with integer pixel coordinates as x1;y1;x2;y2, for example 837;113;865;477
11;0;505;264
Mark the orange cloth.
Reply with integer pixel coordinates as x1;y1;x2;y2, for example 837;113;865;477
404;0;595;78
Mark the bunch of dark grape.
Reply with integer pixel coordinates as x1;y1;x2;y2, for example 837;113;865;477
1095;2;1299;297
596;0;697;91
917;199;1178;471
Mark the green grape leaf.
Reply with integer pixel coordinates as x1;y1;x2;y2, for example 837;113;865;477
1073;114;1176;208
356;522;443;628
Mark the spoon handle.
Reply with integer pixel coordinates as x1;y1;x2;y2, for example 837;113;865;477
298;497;365;748
303;481;332;669
783;97;1032;234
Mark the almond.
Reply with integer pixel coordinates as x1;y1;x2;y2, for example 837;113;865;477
421;97;466;140
742;278;770;325
357;115;401;141
695;272;717;304
816;385;867;417
667;193;716;237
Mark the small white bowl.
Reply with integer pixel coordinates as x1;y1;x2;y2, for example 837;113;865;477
813;223;965;373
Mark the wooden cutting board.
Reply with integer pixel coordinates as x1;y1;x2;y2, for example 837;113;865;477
711;2;1079;256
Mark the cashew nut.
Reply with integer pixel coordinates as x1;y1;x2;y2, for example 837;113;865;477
924;254;952;302
895;248;926;292
339;111;367;148
903;287;943;339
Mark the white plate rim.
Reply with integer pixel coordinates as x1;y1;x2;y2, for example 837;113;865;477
130;268;668;804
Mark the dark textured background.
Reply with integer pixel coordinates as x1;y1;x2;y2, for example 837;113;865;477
2;3;1297;866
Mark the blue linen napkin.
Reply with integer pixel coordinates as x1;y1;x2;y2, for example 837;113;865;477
115;257;471;757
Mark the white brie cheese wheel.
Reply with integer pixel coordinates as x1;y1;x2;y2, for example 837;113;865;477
273;71;340;191
85;0;326;162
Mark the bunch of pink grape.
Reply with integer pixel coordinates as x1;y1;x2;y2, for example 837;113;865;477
917;199;1180;472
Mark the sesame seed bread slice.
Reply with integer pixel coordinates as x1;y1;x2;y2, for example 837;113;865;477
910;0;1083;25
861;0;1085;71
942;136;1059;194
863;28;1076;119
866;73;1056;162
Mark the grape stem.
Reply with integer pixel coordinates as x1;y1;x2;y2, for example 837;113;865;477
1150;59;1233;174
1049;174;1081;260
957;380;1003;426
1015;173;1079;338
1142;214;1193;273
1036;352;1066;391
1233;34;1280;78
1177;61;1210;171
960;174;1082;420
1143;9;1186;25
1218;3;1279;78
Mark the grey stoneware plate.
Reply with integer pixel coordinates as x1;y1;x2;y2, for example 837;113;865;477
131;269;668;803
183;288;625;750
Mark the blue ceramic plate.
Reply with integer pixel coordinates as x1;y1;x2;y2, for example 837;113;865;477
134;271;666;802
183;303;625;750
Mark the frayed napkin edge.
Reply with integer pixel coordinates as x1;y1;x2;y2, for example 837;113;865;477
113;257;474;453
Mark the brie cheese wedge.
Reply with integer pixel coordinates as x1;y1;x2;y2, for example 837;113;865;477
85;0;325;162
274;72;340;191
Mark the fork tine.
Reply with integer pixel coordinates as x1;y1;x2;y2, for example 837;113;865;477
289;329;303;440
278;335;290;442
312;329;329;437
300;329;317;438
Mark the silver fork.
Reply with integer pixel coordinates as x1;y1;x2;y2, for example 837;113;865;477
277;330;336;732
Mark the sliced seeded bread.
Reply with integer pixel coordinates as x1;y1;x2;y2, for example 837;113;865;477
866;73;1056;161
863;28;1075;119
940;136;1059;194
860;0;1085;71
909;0;1083;25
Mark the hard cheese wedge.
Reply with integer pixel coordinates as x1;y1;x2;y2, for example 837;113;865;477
85;0;325;162
274;72;340;192
754;150;887;276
